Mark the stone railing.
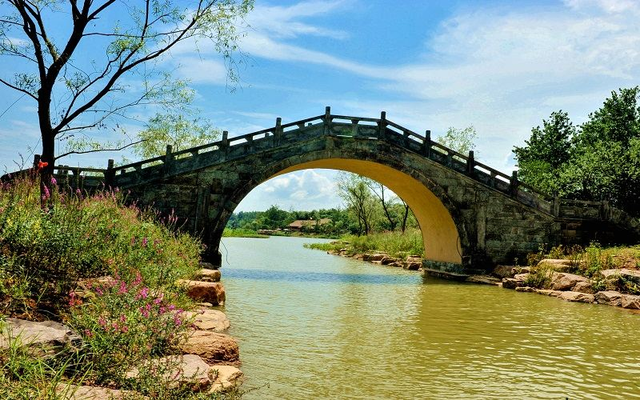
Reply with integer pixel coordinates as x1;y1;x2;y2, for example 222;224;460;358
11;108;556;214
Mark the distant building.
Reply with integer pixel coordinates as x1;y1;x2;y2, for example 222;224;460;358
288;218;331;231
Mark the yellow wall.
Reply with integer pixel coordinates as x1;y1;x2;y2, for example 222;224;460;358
277;159;462;264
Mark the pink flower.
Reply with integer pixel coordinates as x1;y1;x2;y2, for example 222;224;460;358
142;237;148;247
119;314;126;323
50;177;57;185
98;317;107;328
83;329;93;338
117;281;127;294
135;287;149;300
153;293;164;304
132;271;142;286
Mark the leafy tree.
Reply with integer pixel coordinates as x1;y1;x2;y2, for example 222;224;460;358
513;110;576;196
0;0;252;178
438;125;477;154
337;172;379;235
566;87;640;213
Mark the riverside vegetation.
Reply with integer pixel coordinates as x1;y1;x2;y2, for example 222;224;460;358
0;173;242;399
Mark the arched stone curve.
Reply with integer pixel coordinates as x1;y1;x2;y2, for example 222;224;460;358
219;154;466;265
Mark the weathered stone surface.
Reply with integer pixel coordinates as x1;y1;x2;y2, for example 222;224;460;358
209;365;244;393
536;289;564;298
181;331;240;363
621;294;640;309
557;291;595;303
56;384;140;399
177;280;226;306
184;309;230;332
493;265;516;278
126;354;213;391
363;253;386;262
594;291;623;306
380;256;395;265
515;286;536;292
572;281;594;294
549;272;590;291
538;259;578;272
502;278;523;289
197;269;221;283
200;261;220;271
0;318;80;349
600;268;640;285
466;275;501;285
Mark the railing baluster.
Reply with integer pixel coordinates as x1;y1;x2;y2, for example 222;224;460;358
423;130;431;157
378;111;387;138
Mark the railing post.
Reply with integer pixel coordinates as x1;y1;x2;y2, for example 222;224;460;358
423;130;431;157
105;159;115;187
323;106;331;136
275;117;282;144
553;194;560;217
510;170;519;196
221;131;229;149
378;111;387;138
466;151;475;175
163;145;174;175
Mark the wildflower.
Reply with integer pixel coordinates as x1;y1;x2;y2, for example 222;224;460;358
50;176;57;185
132;271;142;286
168;304;176;311
43;185;50;200
84;329;93;338
121;325;129;333
119;314;126;323
142;237;148;247
173;315;182;326
37;160;48;171
98;317;107;328
117;280;127;295
153;293;164;304
130;236;136;245
135;287;149;300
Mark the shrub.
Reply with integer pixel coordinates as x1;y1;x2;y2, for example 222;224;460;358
0;175;202;318
524;264;554;289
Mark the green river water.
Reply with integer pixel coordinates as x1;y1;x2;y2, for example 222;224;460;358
219;236;640;399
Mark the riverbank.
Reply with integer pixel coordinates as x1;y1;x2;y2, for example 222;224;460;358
309;235;640;312
0;176;246;397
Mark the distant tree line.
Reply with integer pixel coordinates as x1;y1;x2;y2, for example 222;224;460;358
227;177;419;236
514;87;640;216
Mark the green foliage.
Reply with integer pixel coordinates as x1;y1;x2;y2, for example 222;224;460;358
513;87;640;215
579;243;613;277
438;125;477;154
513;111;575;196
0;175;202;318
305;229;424;259
523;264;554;289
223;228;268;238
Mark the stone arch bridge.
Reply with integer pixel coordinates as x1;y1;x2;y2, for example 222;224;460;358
42;108;639;275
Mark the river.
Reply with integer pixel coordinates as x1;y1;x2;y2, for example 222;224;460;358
219;236;640;399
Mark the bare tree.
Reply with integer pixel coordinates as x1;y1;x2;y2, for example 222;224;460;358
0;0;252;179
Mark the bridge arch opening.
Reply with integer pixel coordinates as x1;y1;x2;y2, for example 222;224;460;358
226;159;463;266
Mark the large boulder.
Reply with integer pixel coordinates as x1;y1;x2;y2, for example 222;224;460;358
493;265;516;279
557;291;595;303
209;365;244;393
181;331;240;363
594;291;623;306
502;274;528;289
549;273;590;291
538;259;578;272
196;269;221;283
126;354;213;391
0;318;80;349
363;253;386;262
599;269;640;285
184;309;230;332
621;294;640;309
200;261;220;271
177;280;226;306
572;281;594;294
404;256;423;270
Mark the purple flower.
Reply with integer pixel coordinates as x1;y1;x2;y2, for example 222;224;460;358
135;287;149;300
142;237;148;247
50;177;57;185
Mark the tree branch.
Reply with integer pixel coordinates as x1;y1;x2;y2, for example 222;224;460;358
0;77;37;100
55;139;144;160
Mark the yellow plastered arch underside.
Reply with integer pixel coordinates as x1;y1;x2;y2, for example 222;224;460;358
277;159;462;264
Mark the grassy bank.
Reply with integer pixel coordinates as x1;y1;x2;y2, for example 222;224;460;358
0;174;237;398
524;243;640;293
223;228;268;238
304;229;424;259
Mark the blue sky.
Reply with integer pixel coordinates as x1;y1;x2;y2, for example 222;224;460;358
1;0;640;211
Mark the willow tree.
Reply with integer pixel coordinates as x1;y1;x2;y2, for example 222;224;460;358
0;0;252;176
